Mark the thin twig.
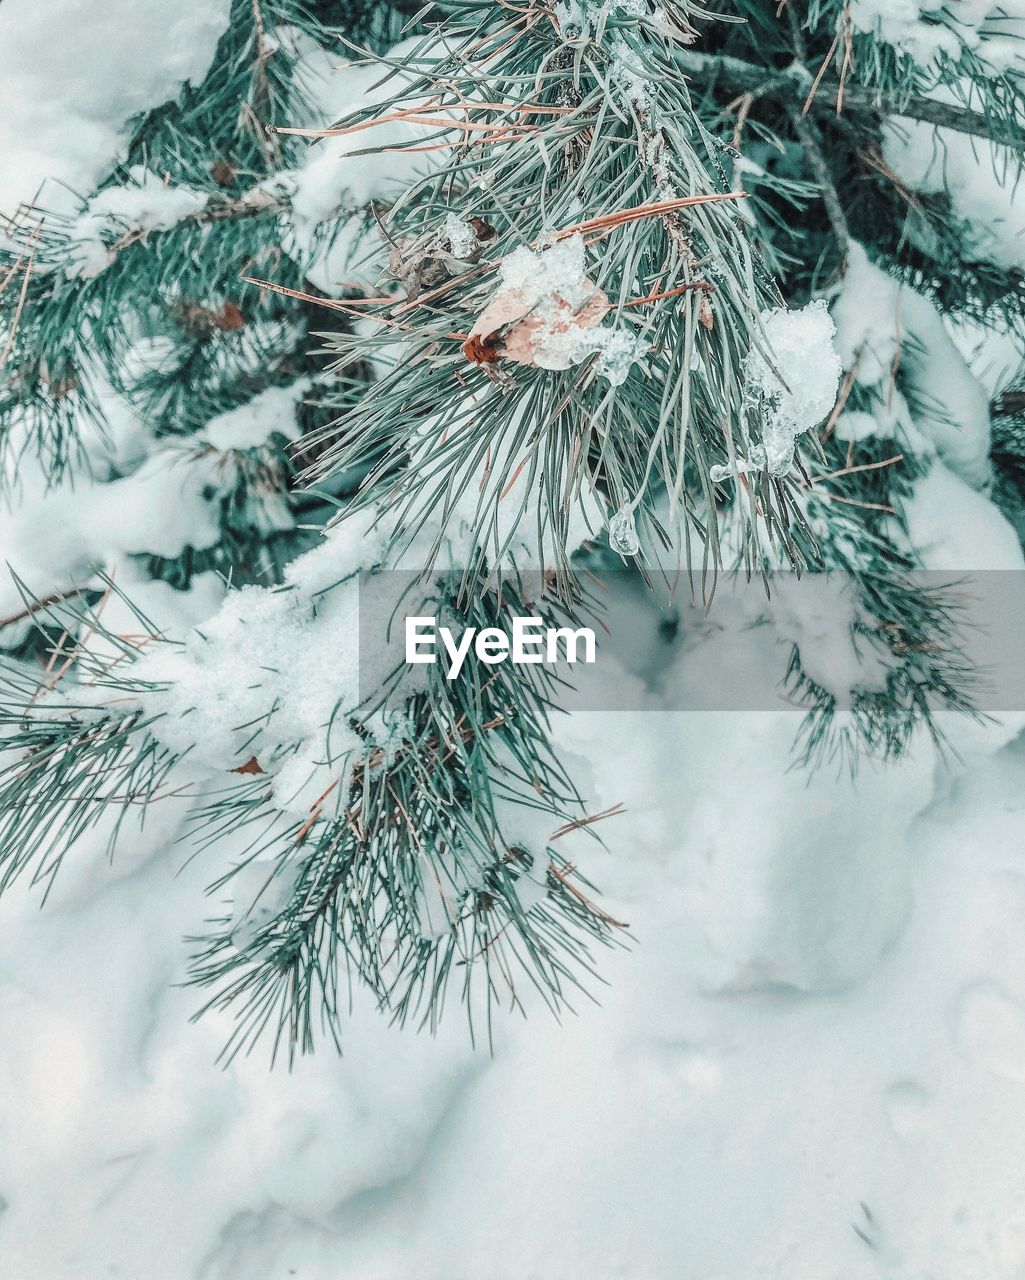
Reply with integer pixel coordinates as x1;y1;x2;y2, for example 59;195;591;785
676;47;1025;152
787;107;851;253
0;219;42;374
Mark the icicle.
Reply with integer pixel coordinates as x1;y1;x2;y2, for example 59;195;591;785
608;508;640;556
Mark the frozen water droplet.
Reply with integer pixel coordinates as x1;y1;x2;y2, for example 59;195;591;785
608;508;640;557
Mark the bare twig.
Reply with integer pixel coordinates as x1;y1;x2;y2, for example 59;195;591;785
676;48;1025;153
787;107;851;253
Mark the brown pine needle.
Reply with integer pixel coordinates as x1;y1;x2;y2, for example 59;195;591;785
547;862;629;928
814;454;904;483
803;27;840;115
0;219;41;374
623;280;712;308
551;192;748;244
549;802;627;840
274;100;572;139
816;491;896;514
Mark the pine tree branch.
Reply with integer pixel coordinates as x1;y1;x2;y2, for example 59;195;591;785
993;390;1025;418
786;106;851;253
678;49;1025;153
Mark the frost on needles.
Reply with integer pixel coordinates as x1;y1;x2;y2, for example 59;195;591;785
0;0;1023;1058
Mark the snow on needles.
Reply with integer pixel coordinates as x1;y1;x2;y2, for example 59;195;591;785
198;381;309;451
276;35;442;295
0;0;231;215
65;167;209;278
883;107;1025;273
135;579;362;774
831;243;992;488
479;235;648;386
131;509;392;811
849;0;1025;72
744;300;842;476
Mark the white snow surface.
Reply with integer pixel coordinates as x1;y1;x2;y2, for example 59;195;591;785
0;0;231;215
883;107;1025;273
5;589;1025;1278
831;243;993;488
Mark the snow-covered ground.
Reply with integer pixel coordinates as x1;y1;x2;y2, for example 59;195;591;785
4;3;1025;1278
1;632;1025;1280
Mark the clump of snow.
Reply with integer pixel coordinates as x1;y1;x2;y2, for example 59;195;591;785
831;243;992;488
498;235;596;310
901;461;1025;570
0;378;319;625
0;455;222;620
535;321;648;384
849;0;1025;72
286;507;392;593
589;327;647;386
767;573;894;702
65;166;208;278
744;300;842;475
883;110;1025;272
894;460;1025;724
0;0;231;215
280;37;442;295
126;509;399;788
850;0;962;65
77;568;226;670
833;409;892;443
485;235;648;384
90;453;228;558
134;577;364;773
952;314;1025;405
198;380;310;452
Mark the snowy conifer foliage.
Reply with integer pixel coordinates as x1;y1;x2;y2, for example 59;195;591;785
1;0;1024;1072
5;2;1025;1275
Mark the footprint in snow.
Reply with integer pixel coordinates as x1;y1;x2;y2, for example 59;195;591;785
883;1080;933;1141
